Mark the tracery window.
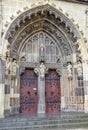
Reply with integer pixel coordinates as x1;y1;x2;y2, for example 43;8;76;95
20;32;60;63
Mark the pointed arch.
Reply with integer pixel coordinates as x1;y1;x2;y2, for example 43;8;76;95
2;4;86;62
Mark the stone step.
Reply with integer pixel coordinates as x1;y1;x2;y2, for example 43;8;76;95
0;121;88;130
0;119;88;128
0;116;88;126
0;112;88;122
0;116;88;124
0;112;88;130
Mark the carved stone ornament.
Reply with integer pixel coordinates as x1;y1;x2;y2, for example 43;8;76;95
9;59;18;76
76;60;83;77
5;4;81;61
67;62;73;80
34;62;48;79
5;57;10;75
12;60;17;75
56;57;62;76
56;68;61;76
39;43;45;62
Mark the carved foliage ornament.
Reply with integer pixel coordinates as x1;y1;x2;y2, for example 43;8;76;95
34;62;48;79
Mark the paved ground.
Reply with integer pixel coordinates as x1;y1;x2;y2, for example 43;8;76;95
66;129;88;130
64;129;88;130
36;128;88;130
52;128;88;130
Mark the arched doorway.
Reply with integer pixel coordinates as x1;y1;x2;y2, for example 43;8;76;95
3;4;85;117
19;32;61;115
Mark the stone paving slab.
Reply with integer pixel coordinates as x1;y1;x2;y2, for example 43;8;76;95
30;128;88;130
66;129;88;130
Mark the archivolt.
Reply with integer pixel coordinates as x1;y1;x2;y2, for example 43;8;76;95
3;4;84;62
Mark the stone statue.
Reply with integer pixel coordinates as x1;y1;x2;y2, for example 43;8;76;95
5;57;10;75
34;62;48;79
9;59;17;75
39;44;45;62
12;60;17;75
77;60;82;76
67;62;73;78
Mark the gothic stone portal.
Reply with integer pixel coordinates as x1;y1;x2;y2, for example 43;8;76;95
20;69;61;115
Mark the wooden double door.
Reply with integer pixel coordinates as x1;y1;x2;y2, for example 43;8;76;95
20;69;60;114
45;70;61;113
20;69;38;114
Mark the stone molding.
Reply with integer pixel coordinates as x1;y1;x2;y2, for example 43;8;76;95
3;4;83;64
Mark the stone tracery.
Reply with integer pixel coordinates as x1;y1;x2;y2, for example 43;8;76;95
19;32;61;64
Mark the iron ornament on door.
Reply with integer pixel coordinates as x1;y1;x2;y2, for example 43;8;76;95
20;69;38;114
45;70;61;113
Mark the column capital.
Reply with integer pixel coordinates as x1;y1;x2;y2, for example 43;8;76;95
34;62;48;79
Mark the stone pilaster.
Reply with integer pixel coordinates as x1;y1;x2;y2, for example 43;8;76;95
83;62;88;113
0;57;5;118
37;76;46;115
34;62;48;116
60;74;65;110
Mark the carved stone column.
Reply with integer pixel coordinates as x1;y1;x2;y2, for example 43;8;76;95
83;61;88;113
66;62;73;106
34;62;48;115
37;75;46;115
76;60;83;77
0;56;5;118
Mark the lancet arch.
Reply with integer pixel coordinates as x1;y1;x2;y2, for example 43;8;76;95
2;3;86;116
3;4;84;62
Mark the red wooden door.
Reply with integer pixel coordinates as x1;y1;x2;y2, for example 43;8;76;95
20;69;38;114
45;70;61;113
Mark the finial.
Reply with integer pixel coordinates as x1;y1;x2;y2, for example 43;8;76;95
44;0;50;3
